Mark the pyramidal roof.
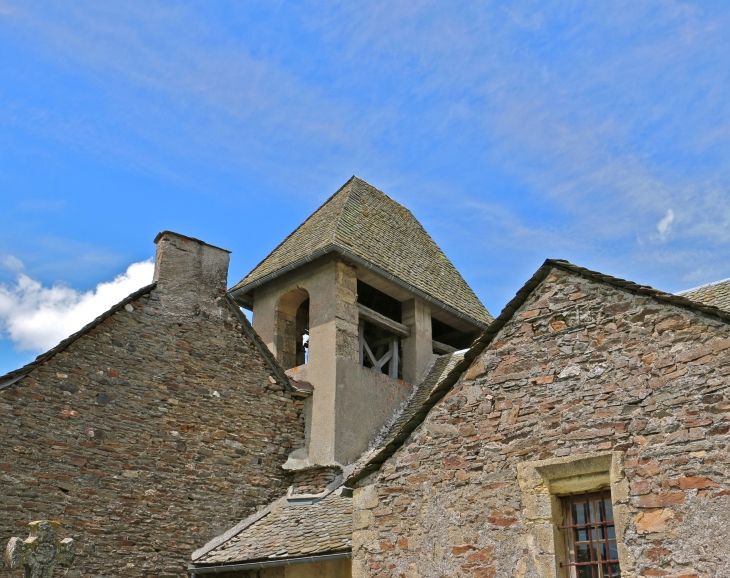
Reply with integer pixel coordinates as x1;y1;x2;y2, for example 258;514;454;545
230;176;492;327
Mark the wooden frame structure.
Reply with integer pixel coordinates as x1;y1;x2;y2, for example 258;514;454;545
359;323;399;379
357;303;403;379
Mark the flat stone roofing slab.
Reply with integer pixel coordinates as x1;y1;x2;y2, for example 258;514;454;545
192;489;352;566
679;277;730;313
231;176;492;327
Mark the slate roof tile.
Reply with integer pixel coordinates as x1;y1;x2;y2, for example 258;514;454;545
231;176;491;326
193;490;352;566
678;278;730;313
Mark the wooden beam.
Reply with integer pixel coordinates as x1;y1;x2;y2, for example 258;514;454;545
362;337;378;367
357;303;410;338
432;339;458;355
390;336;399;379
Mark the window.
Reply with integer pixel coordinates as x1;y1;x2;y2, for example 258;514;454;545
560;490;621;578
515;452;632;578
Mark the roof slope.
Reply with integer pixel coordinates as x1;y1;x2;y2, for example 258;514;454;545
0;283;157;390
679;278;730;313
0;286;295;395
346;259;730;487
192;490;352;566
231;176;492;326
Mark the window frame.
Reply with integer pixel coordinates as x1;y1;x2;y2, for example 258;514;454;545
516;452;632;578
559;489;621;578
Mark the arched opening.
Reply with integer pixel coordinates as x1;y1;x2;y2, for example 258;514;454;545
275;287;310;370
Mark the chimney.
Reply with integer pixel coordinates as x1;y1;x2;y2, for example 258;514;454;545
153;231;231;316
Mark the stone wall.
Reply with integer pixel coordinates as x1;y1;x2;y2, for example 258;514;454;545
352;267;730;578
291;466;343;495
0;289;305;577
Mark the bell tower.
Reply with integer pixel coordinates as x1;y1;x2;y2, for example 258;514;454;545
230;177;491;467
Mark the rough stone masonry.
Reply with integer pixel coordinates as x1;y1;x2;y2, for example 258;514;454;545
352;266;730;578
0;232;305;577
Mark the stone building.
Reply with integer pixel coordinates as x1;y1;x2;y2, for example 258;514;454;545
188;177;493;577
3;177;730;578
0;232;307;577
347;261;730;578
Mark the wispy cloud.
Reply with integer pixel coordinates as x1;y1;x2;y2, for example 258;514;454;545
0;1;364;194
1;254;24;272
318;1;730;287
0;260;154;352
1;0;730;299
656;209;675;241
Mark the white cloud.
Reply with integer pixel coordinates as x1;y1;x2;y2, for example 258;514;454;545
0;260;154;352
656;208;675;240
1;254;24;271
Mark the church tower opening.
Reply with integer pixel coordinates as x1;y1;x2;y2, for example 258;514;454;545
274;287;309;370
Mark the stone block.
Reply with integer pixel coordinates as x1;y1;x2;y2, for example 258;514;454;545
635;508;674;534
522;494;554;522
353;509;375;530
353;485;379;510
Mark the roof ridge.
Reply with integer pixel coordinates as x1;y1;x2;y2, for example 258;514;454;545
343;177;426;235
547;260;730;321
191;485;352;567
337;176;493;326
677;276;730;296
331;176;356;246
231;176;491;325
191;496;286;561
345;258;730;487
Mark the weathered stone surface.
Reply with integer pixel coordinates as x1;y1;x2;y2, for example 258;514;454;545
0;287;305;577
635;508;674;534
352;268;730;577
291;466;342;495
5;521;74;578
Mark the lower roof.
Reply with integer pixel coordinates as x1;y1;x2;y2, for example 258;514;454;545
191;488;352;567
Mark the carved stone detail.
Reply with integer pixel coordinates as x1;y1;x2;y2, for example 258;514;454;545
5;521;75;578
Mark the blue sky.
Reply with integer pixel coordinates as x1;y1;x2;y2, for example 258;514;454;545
2;1;730;374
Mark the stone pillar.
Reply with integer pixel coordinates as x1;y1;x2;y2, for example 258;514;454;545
402;297;433;384
305;259;358;465
153;231;231;317
334;260;359;362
